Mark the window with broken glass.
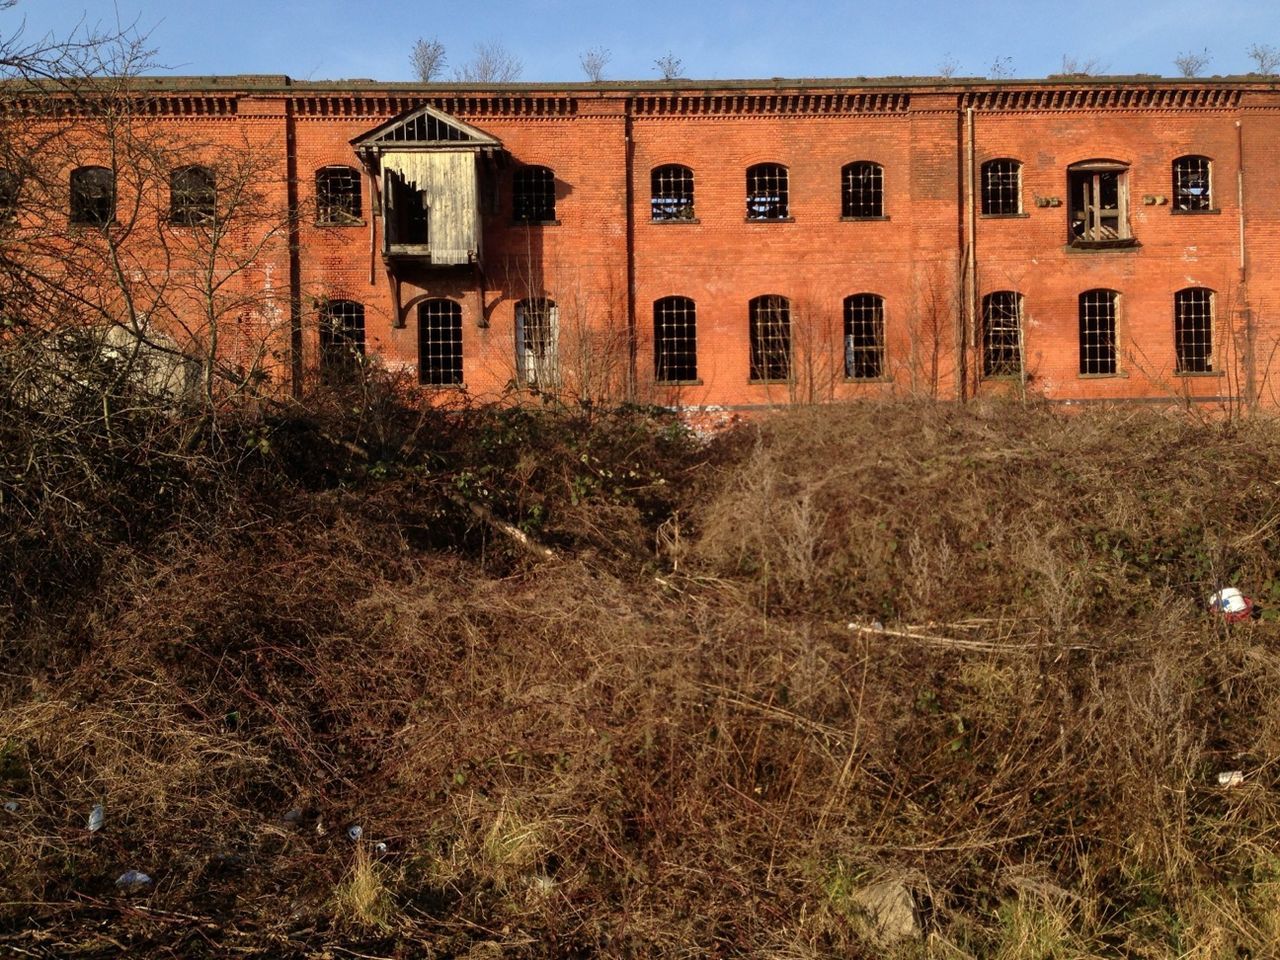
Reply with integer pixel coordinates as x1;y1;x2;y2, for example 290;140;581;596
169;165;216;226
982;291;1023;377
843;293;885;379
841;162;884;218
746;164;788;220
319;299;365;377
1172;156;1212;212
315;166;362;225
651;165;695;221
654;296;697;382
70;166;114;226
981;159;1021;215
1078;289;1118;375
1174;288;1213;373
516;298;559;388
1068;161;1131;246
513;166;556;223
419;298;463;385
749;295;791;381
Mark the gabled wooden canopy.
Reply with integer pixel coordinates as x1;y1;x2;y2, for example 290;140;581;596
351;104;502;153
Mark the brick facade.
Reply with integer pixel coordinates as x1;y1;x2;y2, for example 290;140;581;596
19;76;1280;410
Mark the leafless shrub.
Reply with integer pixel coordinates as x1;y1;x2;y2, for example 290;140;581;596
1247;42;1280;75
409;36;447;81
655;52;683;80
1174;48;1212;77
579;45;610;82
1058;53;1108;76
454;40;523;84
937;53;959;79
989;55;1015;80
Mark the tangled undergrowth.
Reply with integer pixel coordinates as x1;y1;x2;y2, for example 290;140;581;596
4;388;1280;958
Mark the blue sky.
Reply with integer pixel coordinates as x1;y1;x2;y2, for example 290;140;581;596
10;0;1278;82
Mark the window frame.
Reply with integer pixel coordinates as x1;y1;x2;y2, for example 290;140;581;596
981;291;1024;378
418;298;464;386
841;161;885;219
748;294;792;382
515;297;559;389
1174;287;1214;374
0;168;19;222
169;164;216;226
315;165;363;226
650;164;696;222
318;299;366;377
745;163;790;221
843;293;886;380
653;296;698;383
1172;155;1214;214
980;159;1023;217
69;165;115;227
1067;160;1132;248
1078;289;1120;376
513;165;558;225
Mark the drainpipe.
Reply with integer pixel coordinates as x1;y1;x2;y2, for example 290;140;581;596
623;99;638;401
284;87;304;400
962;105;977;401
1236;118;1254;409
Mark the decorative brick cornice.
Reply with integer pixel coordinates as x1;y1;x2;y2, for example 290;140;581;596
631;92;910;117
962;87;1243;112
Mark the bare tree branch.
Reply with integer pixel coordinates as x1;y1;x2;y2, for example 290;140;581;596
410;36;447;82
580;46;610;83
654;53;683;80
454;41;522;84
1173;49;1211;78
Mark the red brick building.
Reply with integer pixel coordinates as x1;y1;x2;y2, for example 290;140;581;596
23;75;1280;410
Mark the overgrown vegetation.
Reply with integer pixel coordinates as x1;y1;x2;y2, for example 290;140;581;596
4;377;1280;958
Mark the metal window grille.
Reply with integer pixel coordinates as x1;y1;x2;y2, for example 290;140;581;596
843;294;885;379
169;165;216;225
1175;288;1213;373
981;159;1021;215
516;298;558;388
513;166;556;223
654;296;697;382
842;162;883;218
1173;156;1211;212
1078;290;1117;375
418;298;463;385
982;291;1022;377
651;165;695;221
319;299;365;375
316;166;362;224
70;166;114;226
749;295;791;381
746;164;788;220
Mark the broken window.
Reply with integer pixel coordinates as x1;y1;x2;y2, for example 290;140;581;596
749;295;791;381
419;298;463;385
841;161;884;218
516;297;558;388
982;291;1023;377
513;165;556;223
844;293;885;379
654;296;697;382
981;159;1021;215
383;169;429;248
169;165;216;226
651;164;695;221
1078;289;1118;375
0;168;18;220
315;166;362;225
1172;155;1212;212
746;164;788;220
1068;161;1130;245
1175;288;1213;373
319;299;365;376
70;166;114;226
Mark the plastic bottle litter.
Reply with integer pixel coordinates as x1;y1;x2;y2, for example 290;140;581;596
346;824;363;842
87;804;104;833
3;801;18;813
115;870;152;892
1218;770;1245;787
1208;587;1254;623
375;842;388;854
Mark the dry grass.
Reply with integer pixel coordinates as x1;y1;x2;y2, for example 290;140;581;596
3;398;1280;956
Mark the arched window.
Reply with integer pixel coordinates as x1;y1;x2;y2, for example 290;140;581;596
1068;160;1131;245
1175;288;1214;373
513;165;556;223
419;299;463;385
170;165;215;225
1079;289;1119;375
651;164;694;221
515;297;558;388
1172;156;1212;212
70;166;114;226
319;299;365;375
746;163;788;220
844;294;885;379
981;159;1022;215
749;295;791;381
841;162;884;218
315;166;362;225
654;296;697;382
982;291;1023;377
